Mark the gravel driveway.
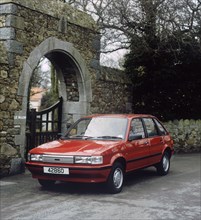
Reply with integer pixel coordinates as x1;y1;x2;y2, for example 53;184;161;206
0;153;200;220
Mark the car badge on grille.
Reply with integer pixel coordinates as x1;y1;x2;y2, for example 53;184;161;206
54;158;60;161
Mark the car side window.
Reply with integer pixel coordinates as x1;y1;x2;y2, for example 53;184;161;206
129;118;145;140
143;118;158;137
154;119;167;136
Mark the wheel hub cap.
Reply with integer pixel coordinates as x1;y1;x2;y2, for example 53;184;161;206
113;168;123;189
163;156;169;172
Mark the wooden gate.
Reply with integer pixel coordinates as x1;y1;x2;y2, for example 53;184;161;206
26;97;63;152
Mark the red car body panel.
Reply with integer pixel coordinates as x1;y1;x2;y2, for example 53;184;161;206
26;114;174;184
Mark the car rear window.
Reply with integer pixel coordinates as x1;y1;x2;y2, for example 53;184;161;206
143;118;158;137
153;119;167;135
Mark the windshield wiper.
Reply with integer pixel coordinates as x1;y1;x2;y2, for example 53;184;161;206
63;135;123;140
90;136;123;140
68;135;93;140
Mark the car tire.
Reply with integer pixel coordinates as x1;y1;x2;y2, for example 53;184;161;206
38;179;56;187
156;152;170;176
106;162;124;194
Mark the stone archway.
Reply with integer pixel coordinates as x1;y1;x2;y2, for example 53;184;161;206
15;37;92;158
0;0;133;176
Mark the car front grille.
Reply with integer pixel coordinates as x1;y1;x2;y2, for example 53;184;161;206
42;155;74;164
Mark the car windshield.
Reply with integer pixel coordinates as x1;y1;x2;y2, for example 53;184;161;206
65;117;128;140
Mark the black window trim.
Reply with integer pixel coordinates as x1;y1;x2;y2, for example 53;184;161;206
142;117;160;138
129;116;168;140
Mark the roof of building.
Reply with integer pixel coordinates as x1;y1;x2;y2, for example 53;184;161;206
30;87;46;101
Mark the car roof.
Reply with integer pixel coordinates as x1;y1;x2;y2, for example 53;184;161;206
84;114;155;119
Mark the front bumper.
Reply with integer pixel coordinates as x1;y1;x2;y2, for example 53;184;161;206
26;162;111;183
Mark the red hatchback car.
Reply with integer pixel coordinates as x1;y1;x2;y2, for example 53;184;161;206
26;114;174;193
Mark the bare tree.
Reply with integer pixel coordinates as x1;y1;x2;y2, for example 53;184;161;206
60;0;200;68
31;57;51;89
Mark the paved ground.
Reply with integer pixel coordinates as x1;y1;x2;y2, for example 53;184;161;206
0;154;200;220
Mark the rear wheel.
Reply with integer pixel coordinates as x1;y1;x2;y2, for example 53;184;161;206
38;179;56;187
156;152;170;175
106;162;124;194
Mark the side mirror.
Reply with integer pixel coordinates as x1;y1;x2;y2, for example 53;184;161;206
128;134;143;141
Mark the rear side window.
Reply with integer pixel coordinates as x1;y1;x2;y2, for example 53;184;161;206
154;119;167;135
143;118;158;137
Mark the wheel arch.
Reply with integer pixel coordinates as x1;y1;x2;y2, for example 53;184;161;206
111;155;126;171
163;147;172;158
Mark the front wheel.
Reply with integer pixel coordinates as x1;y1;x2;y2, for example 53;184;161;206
156;152;170;175
106;162;124;194
38;179;56;188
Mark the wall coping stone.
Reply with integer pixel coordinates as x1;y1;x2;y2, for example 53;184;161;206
100;66;132;84
0;0;97;30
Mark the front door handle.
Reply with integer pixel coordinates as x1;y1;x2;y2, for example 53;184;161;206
160;138;164;143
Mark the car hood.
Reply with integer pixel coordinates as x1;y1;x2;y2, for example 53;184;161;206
29;139;122;156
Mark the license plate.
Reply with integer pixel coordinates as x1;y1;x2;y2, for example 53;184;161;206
43;167;69;175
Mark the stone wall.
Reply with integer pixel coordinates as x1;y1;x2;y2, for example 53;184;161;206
91;67;133;114
164;119;201;153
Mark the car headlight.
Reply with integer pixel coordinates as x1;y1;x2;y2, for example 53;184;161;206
29;154;43;162
75;156;103;164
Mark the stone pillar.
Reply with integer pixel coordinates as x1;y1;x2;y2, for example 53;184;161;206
0;2;25;176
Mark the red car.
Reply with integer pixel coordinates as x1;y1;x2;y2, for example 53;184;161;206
26;114;174;193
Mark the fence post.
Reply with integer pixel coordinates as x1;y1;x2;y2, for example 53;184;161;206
58;97;63;137
30;108;36;149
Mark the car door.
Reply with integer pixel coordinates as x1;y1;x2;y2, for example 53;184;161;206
125;118;150;171
142;118;164;165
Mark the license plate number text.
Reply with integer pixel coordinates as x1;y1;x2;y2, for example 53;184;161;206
43;167;69;175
